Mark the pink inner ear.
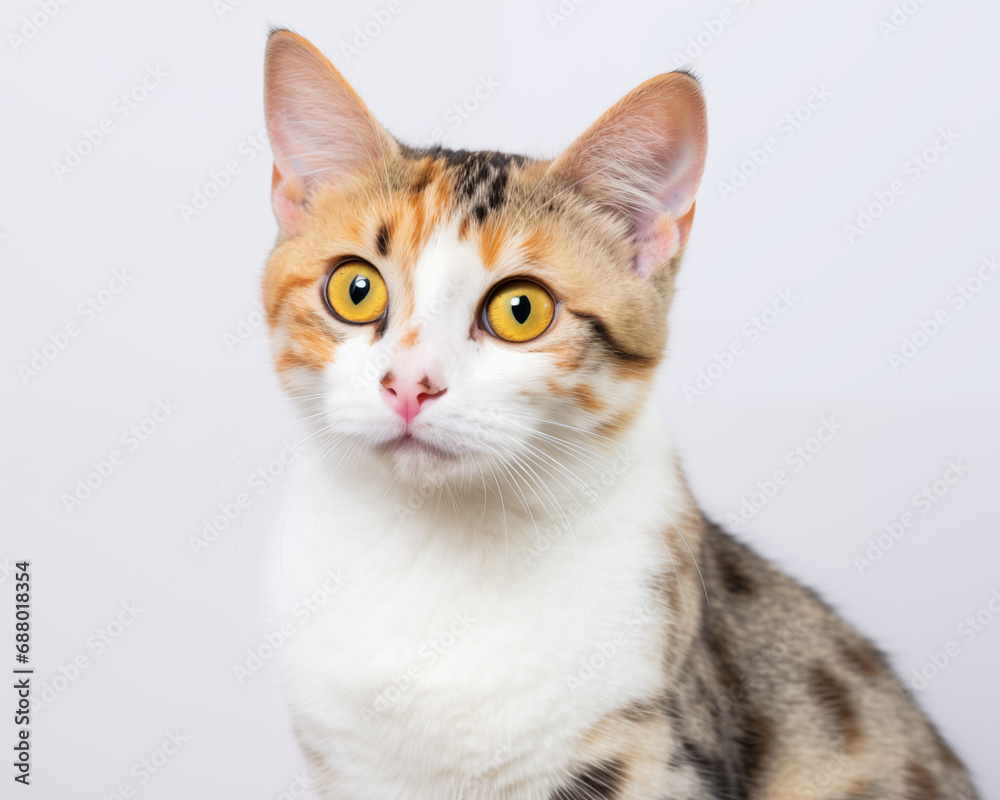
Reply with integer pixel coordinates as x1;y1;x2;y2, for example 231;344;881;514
273;183;303;233
264;31;397;234
271;170;307;235
634;212;681;278
547;73;707;277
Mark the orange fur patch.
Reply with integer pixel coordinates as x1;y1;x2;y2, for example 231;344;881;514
477;217;509;270
397;327;419;350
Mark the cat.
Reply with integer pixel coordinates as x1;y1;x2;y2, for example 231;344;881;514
258;28;980;800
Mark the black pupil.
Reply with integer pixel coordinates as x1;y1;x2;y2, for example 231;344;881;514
349;275;370;305
510;295;531;324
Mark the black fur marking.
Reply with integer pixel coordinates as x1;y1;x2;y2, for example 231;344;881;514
737;707;772;784
418;146;526;169
400;145;525;221
680;738;740;800
411;169;433;194
670;66;703;87
661;692;683;723
375;222;390;257
716;544;755;595
455;153;491;199
839;636;886;679
400;144;527;172
486;168;509;210
550;760;623;800
807;665;860;747
701;610;739;693
569;311;654;365
904;760;939;800
453;151;513;212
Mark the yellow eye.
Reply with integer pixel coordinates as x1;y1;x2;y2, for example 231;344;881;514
484;280;555;342
326;261;388;323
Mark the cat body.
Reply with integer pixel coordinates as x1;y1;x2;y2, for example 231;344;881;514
272;400;689;798
259;29;979;799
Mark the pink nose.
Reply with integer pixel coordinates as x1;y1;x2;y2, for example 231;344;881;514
380;372;446;424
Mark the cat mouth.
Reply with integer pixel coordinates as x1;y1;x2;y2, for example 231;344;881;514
380;432;457;460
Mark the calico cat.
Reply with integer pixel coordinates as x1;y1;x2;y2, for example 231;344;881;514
259;29;979;800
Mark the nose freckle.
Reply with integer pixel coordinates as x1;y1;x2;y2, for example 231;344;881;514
416;389;446;407
379;371;446;424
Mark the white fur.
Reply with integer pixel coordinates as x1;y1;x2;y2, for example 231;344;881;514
266;223;690;798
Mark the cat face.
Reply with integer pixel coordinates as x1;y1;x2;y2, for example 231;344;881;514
262;31;707;481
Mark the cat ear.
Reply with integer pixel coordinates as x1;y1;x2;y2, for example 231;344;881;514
548;72;707;277
263;29;397;233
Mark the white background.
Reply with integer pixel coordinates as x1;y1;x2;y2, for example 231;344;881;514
1;0;998;797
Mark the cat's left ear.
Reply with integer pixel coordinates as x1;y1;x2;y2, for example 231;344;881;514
263;29;397;234
548;72;707;277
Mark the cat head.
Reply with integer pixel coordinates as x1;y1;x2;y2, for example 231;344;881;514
261;30;707;482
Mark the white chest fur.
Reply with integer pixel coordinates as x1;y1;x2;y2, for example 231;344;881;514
266;427;685;798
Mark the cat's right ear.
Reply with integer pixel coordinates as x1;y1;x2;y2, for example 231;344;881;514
263;29;396;234
547;72;708;277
